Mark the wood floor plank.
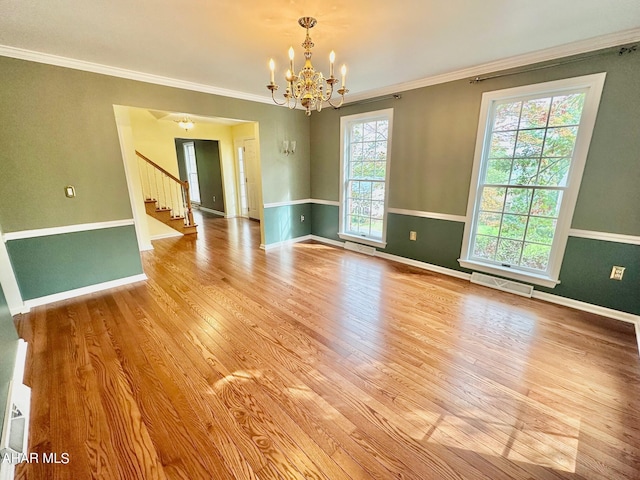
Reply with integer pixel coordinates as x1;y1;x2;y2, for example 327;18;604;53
12;211;640;479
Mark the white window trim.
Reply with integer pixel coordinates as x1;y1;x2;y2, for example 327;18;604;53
338;108;394;249
459;73;607;288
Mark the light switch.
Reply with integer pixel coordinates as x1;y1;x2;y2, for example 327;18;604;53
64;185;76;198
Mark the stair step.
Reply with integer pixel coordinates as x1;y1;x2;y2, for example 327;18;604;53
182;224;198;235
144;199;158;215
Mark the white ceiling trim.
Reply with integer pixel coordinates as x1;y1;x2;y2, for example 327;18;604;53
343;27;640;104
1;26;639;108
0;44;274;105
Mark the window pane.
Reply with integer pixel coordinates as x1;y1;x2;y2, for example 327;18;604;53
549;93;585;127
504;188;532;215
480;187;506;212
374;162;386;180
360;181;372;200
531;190;561;218
537;158;570;186
519;98;551;129
362;141;377;161
360;162;375;179
521;243;552;270
351;143;363;162
509;158;539;185
477;212;501;236
496;238;523;265
525;217;557;245
473;235;498;260
349;181;360;199
371;201;384;220
372;182;385;201
375;142;387;161
493;101;521;131
371;219;383;237
350;162;363;179
351;123;363;142
543;127;579;157
500;214;527;240
363;122;377;141
377;120;389;138
489;131;516;158
485;159;512;184
514;129;545;157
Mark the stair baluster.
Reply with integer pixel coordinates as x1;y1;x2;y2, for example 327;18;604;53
135;151;197;235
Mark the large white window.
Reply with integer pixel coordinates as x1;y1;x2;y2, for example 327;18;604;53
339;109;393;248
459;73;606;288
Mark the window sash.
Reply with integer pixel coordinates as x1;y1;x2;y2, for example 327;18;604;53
459;73;606;287
339;109;393;247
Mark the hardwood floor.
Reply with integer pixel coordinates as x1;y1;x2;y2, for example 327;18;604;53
13;211;640;479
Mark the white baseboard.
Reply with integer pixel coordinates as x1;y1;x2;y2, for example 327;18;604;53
196;206;225;216
375;251;473;281
260;235;312;251
150;231;182;241
308;235;345;248
23;274;148;309
310;234;640;352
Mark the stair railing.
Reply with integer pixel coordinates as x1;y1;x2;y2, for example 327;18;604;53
135;150;195;228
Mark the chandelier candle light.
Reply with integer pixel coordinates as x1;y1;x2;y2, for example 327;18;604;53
268;17;348;116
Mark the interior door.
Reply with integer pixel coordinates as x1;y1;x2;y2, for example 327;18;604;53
243;139;260;220
236;144;249;218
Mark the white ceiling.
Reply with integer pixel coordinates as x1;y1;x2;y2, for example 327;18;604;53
1;0;639;103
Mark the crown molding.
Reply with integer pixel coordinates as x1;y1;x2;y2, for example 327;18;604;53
2;27;639;107
344;28;640;104
0;44;275;105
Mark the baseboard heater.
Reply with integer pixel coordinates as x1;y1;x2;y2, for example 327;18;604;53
0;341;31;480
470;272;534;298
344;241;376;256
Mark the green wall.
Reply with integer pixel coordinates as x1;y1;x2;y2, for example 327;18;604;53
0;283;19;432
539;238;639;314
309;47;640;316
6;225;143;300
263;204;311;245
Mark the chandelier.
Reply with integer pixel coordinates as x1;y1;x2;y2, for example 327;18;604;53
267;17;348;116
176;117;194;131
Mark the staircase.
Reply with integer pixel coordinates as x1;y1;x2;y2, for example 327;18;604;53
136;150;197;235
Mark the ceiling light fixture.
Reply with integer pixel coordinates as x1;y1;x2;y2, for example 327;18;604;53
267;17;348;116
177;118;194;131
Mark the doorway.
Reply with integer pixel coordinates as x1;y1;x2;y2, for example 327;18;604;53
236;138;260;220
175;139;226;216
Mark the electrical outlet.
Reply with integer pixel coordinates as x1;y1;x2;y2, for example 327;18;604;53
300;214;305;222
409;231;417;241
212;195;216;202
610;266;625;280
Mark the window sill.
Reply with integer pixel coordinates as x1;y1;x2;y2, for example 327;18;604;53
338;233;387;249
458;259;560;289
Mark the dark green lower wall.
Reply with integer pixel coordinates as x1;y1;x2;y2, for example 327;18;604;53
310;204;640;316
263;203;311;245
538;237;639;315
310;204;342;242
7;225;143;300
0;283;19;431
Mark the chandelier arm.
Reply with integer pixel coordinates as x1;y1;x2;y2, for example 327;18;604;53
268;86;288;106
326;95;345;109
